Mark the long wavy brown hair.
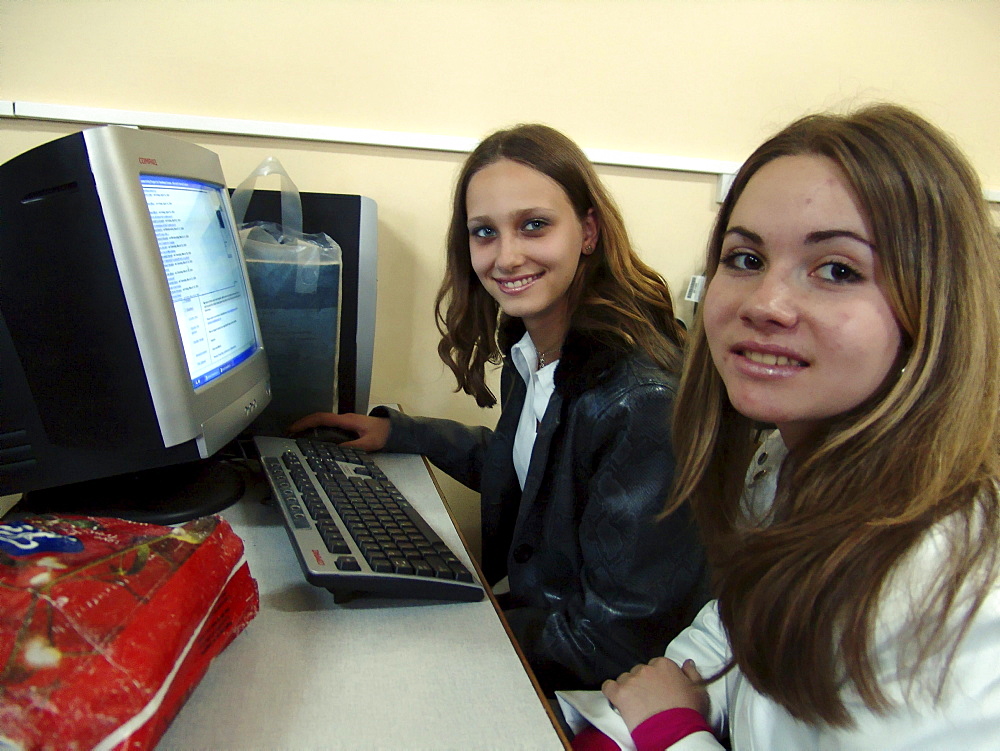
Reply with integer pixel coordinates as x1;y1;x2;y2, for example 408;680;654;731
667;104;1000;725
435;124;685;407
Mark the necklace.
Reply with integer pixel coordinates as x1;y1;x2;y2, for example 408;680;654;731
536;344;562;369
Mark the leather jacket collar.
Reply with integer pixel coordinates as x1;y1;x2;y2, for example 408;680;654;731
496;317;628;401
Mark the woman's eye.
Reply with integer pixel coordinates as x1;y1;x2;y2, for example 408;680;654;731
470;226;495;239
815;262;862;283
720;251;763;271
523;219;547;232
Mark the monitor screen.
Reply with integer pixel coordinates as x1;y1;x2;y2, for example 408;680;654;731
140;175;258;389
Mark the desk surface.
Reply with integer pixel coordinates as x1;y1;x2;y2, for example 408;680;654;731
158;451;567;750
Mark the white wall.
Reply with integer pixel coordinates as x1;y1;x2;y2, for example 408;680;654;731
3;0;998;555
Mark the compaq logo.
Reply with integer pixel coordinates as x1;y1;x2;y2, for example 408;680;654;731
138;157;158;165
311;549;325;566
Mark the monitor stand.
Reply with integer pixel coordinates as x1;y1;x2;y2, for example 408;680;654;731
16;459;249;526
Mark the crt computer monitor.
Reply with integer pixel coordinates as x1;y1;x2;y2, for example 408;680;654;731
0;125;272;523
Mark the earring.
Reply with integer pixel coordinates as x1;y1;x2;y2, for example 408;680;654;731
584;244;594;254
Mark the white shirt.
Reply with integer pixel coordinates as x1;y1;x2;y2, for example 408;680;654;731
510;332;558;490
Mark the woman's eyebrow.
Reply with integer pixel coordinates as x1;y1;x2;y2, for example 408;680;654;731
805;229;874;248
724;226;762;244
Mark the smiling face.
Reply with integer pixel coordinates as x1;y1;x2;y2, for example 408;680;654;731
465;158;597;345
703;154;902;448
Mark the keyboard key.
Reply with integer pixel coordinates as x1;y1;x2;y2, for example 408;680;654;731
391;557;414;576
336;556;361;571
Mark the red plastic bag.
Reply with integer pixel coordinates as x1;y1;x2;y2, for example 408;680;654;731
0;514;259;750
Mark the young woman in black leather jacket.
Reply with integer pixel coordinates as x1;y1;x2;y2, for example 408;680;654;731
291;124;708;692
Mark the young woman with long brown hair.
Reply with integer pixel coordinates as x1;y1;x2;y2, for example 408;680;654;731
292;124;707;693
561;103;1000;749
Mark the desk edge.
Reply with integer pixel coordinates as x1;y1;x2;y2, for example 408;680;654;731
420;454;571;750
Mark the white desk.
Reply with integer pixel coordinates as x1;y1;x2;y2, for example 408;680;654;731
158;451;568;750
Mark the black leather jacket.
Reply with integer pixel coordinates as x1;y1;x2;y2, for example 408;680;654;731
374;326;708;691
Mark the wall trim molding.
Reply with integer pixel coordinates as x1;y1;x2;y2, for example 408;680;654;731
1;100;742;200
2;100;997;205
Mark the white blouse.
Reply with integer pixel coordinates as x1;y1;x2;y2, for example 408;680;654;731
509;331;558;490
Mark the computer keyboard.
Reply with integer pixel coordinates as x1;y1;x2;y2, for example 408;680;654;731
253;435;484;603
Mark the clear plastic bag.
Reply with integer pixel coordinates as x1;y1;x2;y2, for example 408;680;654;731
231;157;343;431
230;156;342;294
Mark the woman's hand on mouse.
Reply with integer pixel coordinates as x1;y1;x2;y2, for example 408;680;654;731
287;412;390;452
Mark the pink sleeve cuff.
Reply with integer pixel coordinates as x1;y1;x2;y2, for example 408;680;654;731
570;707;711;751
570;724;622;750
632;707;712;750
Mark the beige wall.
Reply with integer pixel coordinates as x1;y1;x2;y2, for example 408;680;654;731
3;0;999;555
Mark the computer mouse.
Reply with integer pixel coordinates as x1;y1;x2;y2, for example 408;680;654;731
297;426;359;444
